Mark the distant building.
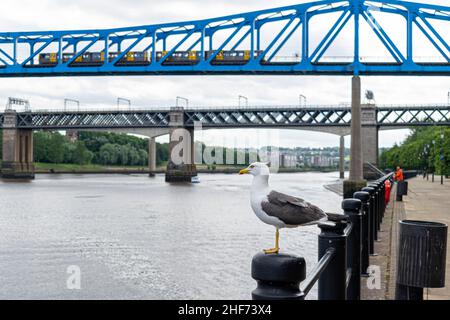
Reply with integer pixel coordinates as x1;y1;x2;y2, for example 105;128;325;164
280;154;298;168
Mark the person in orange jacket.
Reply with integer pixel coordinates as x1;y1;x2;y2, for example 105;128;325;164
395;166;404;182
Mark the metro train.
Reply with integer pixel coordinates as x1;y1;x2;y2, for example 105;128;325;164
38;51;150;67
38;50;265;67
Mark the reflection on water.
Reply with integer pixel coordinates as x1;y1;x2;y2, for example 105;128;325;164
0;172;342;300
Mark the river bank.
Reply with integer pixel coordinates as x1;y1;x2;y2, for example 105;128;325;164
30;163;340;175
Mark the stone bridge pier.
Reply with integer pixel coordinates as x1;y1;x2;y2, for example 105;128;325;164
166;107;197;182
361;104;380;180
1;110;35;179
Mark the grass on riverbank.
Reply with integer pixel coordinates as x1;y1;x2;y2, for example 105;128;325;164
34;162;153;173
1;161;340;174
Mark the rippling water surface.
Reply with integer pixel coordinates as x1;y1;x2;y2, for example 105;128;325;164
0;172;342;300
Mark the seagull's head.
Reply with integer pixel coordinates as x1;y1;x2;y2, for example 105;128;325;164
239;162;270;177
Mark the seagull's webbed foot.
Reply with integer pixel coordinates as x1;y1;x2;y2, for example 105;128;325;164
264;248;280;255
264;229;280;255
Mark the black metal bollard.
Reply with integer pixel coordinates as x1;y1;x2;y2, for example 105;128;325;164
343;199;362;300
376;181;384;226
252;253;306;300
369;182;381;234
368;183;380;239
367;184;379;237
381;179;387;218
354;191;371;275
362;186;376;255
378;181;383;225
395;220;448;300
378;180;385;220
318;221;348;300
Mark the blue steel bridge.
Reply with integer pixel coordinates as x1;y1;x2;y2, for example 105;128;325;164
0;0;449;77
0;104;449;130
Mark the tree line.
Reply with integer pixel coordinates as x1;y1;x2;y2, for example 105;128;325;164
0;130;267;168
380;127;450;175
0;130;168;167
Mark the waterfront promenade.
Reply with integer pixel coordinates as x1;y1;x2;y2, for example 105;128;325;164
362;176;450;300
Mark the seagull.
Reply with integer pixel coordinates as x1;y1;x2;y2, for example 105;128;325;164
239;162;336;255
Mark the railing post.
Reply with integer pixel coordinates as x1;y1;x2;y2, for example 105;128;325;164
354;191;371;275
371;181;382;230
380;179;386;218
362;186;376;255
318;221;348;300
368;183;380;239
251;253;306;300
378;180;384;223
343;198;362;300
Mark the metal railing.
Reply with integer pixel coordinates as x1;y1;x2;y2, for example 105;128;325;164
251;173;395;300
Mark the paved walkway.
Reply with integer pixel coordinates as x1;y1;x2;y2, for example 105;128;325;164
361;183;403;300
403;176;450;300
362;176;450;300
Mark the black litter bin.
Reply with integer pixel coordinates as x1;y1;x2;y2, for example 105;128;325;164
396;220;448;300
396;181;408;201
398;181;408;196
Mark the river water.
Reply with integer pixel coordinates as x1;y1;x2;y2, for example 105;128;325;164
0;172;342;300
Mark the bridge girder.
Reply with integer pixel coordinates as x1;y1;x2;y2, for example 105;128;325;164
0;105;449;130
0;0;449;77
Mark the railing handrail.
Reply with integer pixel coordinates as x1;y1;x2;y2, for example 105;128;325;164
300;248;335;297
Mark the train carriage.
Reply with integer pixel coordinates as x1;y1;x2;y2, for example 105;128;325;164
37;49;265;67
38;51;150;67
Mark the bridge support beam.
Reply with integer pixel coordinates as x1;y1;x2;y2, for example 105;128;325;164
166;108;197;183
340;136;345;179
361;105;380;180
349;76;363;181
149;137;156;177
344;76;366;198
1;110;35;180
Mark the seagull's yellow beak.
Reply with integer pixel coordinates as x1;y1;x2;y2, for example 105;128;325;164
239;169;250;175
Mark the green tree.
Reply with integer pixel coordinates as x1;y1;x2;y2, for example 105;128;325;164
98;143;119;165
380;126;450;175
72;141;94;165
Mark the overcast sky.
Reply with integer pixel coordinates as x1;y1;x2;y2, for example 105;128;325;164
0;0;449;148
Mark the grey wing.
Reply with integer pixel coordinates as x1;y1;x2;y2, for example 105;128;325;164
261;191;327;226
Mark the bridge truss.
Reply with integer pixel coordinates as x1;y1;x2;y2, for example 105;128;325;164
0;0;449;77
0;105;449;130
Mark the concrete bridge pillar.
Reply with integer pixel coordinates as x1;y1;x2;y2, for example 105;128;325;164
344;76;366;198
339;136;345;179
166;107;197;182
349;76;363;181
148;137;156;177
1;110;35;179
361;104;379;180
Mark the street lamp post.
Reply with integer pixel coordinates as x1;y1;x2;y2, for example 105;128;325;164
425;144;430;181
176;96;189;108
299;94;307;107
117;97;131;110
432;140;436;183
441;130;445;185
64;98;80;112
238;95;248;108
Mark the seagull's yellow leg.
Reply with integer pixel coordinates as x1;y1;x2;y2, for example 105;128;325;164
264;229;280;254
